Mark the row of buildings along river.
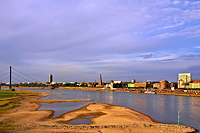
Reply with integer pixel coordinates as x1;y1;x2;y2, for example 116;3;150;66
4;73;199;94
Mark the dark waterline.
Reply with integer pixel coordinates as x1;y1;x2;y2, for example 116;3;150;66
14;88;200;131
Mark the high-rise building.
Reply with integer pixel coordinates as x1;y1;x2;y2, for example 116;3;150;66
49;74;53;83
178;73;191;83
178;73;191;88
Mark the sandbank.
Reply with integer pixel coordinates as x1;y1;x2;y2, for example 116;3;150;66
0;92;197;133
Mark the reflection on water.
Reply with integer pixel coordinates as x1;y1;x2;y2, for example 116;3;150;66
109;91;113;104
98;91;102;102
15;88;200;131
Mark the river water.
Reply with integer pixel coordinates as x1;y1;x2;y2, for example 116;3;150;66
15;88;200;131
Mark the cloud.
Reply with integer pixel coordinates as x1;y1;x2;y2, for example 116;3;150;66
180;53;200;60
194;46;200;49
0;0;200;82
138;53;154;59
173;1;182;4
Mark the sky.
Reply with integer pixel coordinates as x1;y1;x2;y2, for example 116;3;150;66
0;0;200;83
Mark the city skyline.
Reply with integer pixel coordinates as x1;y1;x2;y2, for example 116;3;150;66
0;0;200;83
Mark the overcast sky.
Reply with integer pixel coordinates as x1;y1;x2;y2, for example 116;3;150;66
0;0;200;83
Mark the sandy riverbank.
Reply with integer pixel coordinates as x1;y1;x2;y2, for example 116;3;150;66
0;91;197;133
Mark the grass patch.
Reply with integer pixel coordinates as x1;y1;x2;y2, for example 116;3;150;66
0;101;11;107
0;90;39;100
15;90;39;96
0;89;39;112
0;123;14;127
0;91;16;99
0;103;16;110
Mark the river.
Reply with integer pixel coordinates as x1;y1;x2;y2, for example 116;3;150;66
15;88;200;131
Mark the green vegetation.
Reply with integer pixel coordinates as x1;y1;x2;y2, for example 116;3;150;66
0;90;39;112
0;91;16;99
0;123;14;127
0;90;18;111
0;103;16;110
0;101;11;107
0;90;40;130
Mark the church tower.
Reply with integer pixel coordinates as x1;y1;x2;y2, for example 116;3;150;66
98;74;103;85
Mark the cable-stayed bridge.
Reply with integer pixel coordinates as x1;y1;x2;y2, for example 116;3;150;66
0;66;39;89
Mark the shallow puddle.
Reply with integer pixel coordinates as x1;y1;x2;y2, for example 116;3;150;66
68;118;93;124
83;115;95;118
38;102;89;118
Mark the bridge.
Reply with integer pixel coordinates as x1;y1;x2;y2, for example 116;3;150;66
0;66;39;89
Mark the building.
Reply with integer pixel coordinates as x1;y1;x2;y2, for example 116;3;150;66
147;80;151;84
178;73;191;88
87;82;96;87
178;73;191;83
160;80;167;89
105;80;122;89
177;73;200;89
98;74;103;85
110;80;114;89
131;79;136;83
189;80;200;89
114;81;122;84
87;83;95;87
193;80;200;83
51;81;57;85
153;83;160;88
189;83;200;88
48;74;53;83
62;82;67;86
152;80;171;89
96;74;104;87
113;81;122;88
128;83;146;88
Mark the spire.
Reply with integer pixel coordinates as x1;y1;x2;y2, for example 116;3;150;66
98;74;102;85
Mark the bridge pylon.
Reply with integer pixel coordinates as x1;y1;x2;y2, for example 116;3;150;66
9;66;12;89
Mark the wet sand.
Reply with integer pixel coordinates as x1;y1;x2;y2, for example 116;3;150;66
0;92;197;133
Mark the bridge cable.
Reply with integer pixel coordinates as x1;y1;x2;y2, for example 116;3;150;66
0;76;10;82
0;68;8;73
0;72;9;78
12;76;24;83
12;67;39;82
12;72;32;83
